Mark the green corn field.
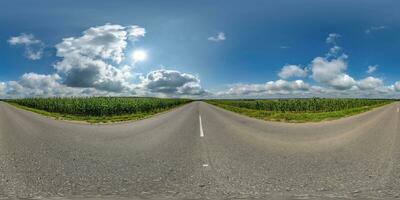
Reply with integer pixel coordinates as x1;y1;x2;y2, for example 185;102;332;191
208;98;392;113
9;97;191;117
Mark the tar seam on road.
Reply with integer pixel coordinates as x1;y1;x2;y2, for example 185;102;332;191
199;115;204;137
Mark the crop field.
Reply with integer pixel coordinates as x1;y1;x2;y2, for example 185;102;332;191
207;98;393;122
7;97;191;123
5;98;394;123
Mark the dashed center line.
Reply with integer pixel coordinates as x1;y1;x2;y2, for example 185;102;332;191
199;115;208;168
199;115;204;137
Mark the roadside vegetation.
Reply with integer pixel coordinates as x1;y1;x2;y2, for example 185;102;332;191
207;98;393;123
7;97;191;123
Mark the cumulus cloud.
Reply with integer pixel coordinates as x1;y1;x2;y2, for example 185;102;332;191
1;24;208;98
54;24;145;92
56;24;145;63
0;68;207;98
394;81;400;92
0;82;6;94
216;33;400;98
19;73;61;89
2;27;399;99
278;65;308;79
139;69;206;96
367;65;378;74
8;33;44;60
310;33;369;91
357;76;383;90
365;26;387;34
310;56;356;90
309;34;387;92
0;72;124;99
214;33;400;98
221;79;310;97
208;32;226;42
2;73;70;97
17;73;68;96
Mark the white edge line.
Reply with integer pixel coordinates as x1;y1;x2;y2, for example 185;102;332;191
199;115;204;137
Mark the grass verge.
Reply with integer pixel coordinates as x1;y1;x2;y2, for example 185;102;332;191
8;102;187;124
207;101;391;123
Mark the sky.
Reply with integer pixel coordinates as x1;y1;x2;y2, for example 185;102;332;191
0;0;400;99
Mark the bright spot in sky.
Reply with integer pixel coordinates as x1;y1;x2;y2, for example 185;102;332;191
132;50;147;62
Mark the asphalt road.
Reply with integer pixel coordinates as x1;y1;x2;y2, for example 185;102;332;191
0;101;400;199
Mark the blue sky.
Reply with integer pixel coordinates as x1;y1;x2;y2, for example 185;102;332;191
0;0;400;98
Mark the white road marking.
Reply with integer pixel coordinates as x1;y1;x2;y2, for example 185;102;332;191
202;164;209;167
397;108;399;113
199;115;204;137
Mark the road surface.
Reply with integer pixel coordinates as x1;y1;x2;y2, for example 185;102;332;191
0;101;400;199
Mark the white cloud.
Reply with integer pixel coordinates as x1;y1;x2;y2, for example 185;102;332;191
8;33;40;45
17;73;69;97
56;24;145;63
221;79;310;97
2;27;399;99
3;81;25;97
325;34;344;58
357;76;383;90
214;33;400;98
329;74;356;90
19;73;61;89
0;24;210;98
3;73;69;97
54;24;145;92
8;33;44;60
394;81;400;92
310;33;359;90
267;80;310;91
139;69;206;96
217;79;400;99
278;65;308;79
310;56;356;90
208;32;226;42
326;33;341;44
0;73;125;98
310;34;387;92
367;65;378;74
25;48;43;60
365;26;387;34
326;45;342;58
0;82;6;95
0;68;207;98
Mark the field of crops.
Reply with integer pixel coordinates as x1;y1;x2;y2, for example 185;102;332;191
208;98;391;112
207;98;393;122
8;97;190;121
6;97;394;123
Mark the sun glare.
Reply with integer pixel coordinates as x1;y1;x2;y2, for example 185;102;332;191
132;50;147;62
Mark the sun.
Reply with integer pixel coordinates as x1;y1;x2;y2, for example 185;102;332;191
132;50;148;62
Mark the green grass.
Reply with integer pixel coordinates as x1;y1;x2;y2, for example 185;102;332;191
7;97;191;123
207;99;392;123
